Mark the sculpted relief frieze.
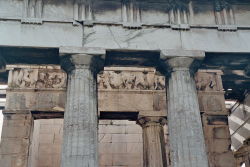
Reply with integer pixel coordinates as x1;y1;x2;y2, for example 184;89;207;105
97;69;165;90
8;67;67;89
195;72;219;91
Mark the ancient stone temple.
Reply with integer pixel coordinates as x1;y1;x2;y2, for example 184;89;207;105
0;0;249;167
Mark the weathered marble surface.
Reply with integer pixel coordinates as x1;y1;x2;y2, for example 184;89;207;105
1;0;250;51
5;65;66;112
0;112;33;167
61;54;101;167
196;70;236;167
137;116;167;167
98;67;167;116
166;57;209;167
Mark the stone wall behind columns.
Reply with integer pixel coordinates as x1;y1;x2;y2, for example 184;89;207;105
30;119;169;167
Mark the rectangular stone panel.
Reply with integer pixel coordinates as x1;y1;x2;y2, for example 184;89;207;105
0;113;33;167
5;91;66;112
198;91;228;115
202;114;236;167
98;90;166;113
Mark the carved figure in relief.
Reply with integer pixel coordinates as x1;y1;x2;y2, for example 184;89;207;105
97;71;166;90
134;73;146;89
37;72;66;88
196;73;216;91
97;72;111;89
146;73;155;90
11;69;38;88
109;71;124;89
155;76;165;90
121;72;136;89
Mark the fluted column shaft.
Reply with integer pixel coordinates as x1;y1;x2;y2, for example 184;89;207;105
167;57;209;167
138;117;167;167
61;54;101;167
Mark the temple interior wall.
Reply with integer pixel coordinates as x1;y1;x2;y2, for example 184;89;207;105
29;119;169;167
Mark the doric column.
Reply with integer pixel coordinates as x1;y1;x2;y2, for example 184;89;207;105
60;54;103;167
137;116;168;167
161;50;209;167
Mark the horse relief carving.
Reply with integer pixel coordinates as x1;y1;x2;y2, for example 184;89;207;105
97;71;165;90
37;71;67;88
195;73;217;91
9;69;38;88
8;68;67;89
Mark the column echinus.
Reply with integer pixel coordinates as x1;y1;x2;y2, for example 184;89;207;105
160;50;209;167
60;48;105;167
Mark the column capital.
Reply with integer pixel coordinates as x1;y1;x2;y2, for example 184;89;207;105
60;54;105;73
160;49;205;74
59;46;106;73
137;116;167;127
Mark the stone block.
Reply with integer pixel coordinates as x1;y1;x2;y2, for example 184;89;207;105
125;124;142;134
212;139;231;153
38;144;53;155
38;154;53;167
40;124;53;134
99;153;113;166
127;143;143;153
213;126;230;139
125;134;142;143
99;120;112;125
198;92;227;115
5;91;66;112
99;143;127;154
112;134;142;143
53;133;63;144
98;134;112;143
214;152;236;167
11;155;28;167
99;125;126;134
2;119;28;127
52;144;62;154
40;119;54;125
113;153;141;166
51;154;61;167
39;134;54;144
53;119;64;125
98;90;166;113
112;120;135;125
1;126;31;138
111;134;127;143
0;155;11;167
0;138;29;155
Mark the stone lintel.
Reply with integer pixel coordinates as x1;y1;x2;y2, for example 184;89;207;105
6;64;61;70
138;111;167;117
2;110;31;115
59;46;106;56
160;49;205;60
104;66;156;72
197;69;224;75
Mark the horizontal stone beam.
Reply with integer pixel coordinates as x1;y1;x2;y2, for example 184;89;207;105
59;46;106;56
